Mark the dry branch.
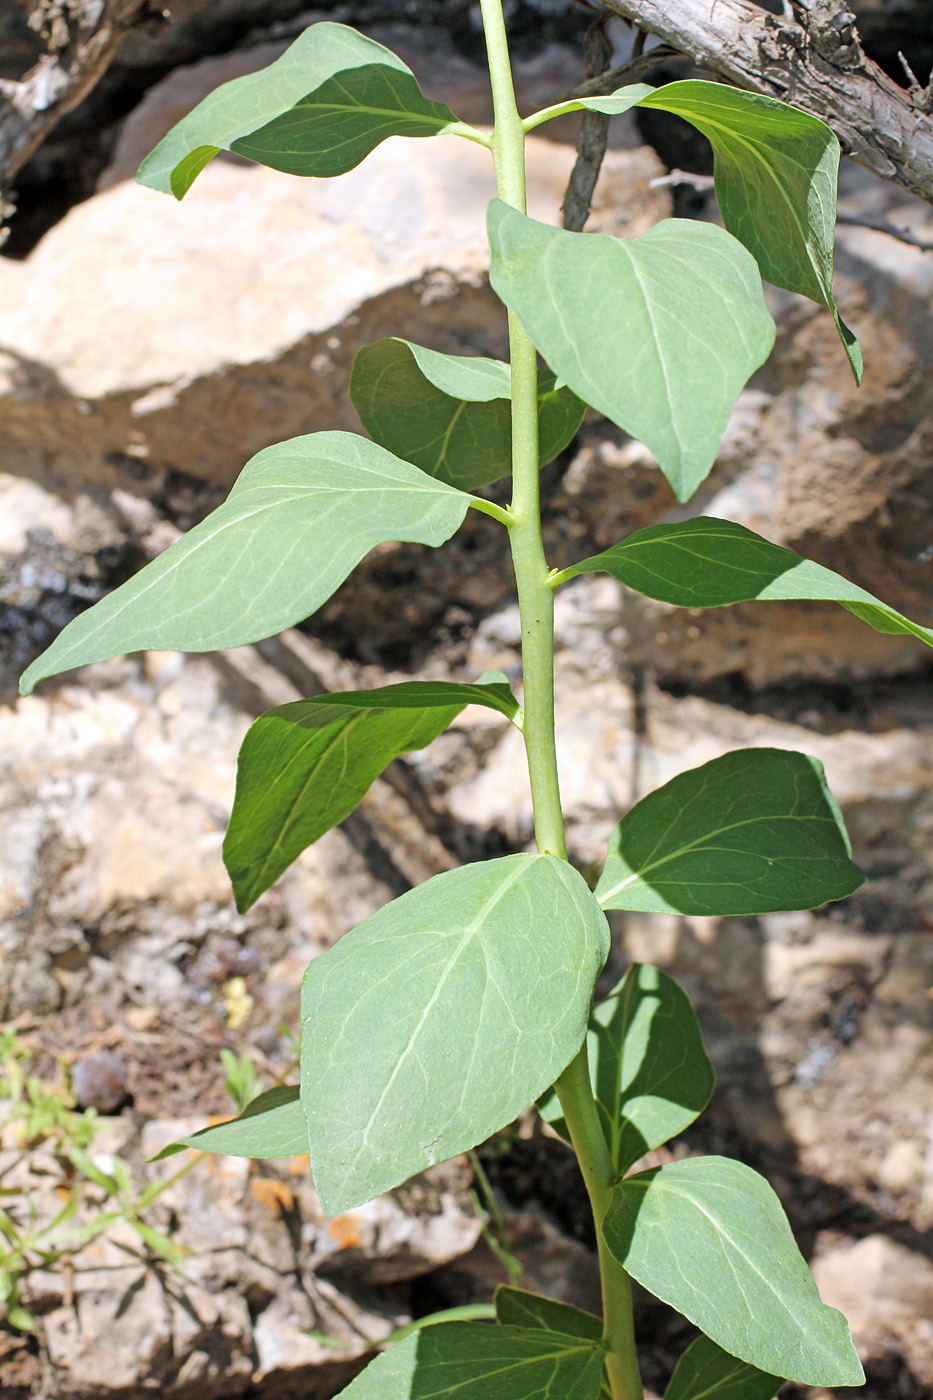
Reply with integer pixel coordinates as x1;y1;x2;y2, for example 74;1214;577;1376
0;0;152;216
593;0;933;205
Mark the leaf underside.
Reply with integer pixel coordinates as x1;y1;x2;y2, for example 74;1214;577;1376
351;339;585;490
224;675;520;911
137;22;458;197
300;854;609;1215
561;517;933;650
151;1086;307;1161
19;432;472;696
603;1156;864;1386
595;747;865;916
570;79;860;380
539;963;714;1175
488;200;775;502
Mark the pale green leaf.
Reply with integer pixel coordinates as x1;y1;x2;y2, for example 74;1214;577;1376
137;22;459;198
665;1334;783;1400
350;339;585;489
495;1288;602;1342
531;80;859;380
224;675;520;911
554;516;933;650
338;1321;607;1400
151;1086;307;1161
602;1156;864;1386
487;200;774;502
133;1220;189;1265
300;855;610;1215
19;432;473;696
539;964;714;1174
6;1306;36;1333
596;748;864;916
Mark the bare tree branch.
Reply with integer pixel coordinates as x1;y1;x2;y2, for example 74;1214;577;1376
563;13;614;232
0;0;153;225
592;0;933;205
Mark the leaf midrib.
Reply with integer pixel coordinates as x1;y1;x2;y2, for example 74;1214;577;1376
626;1169;819;1345
351;860;532;1160
598;808;835;903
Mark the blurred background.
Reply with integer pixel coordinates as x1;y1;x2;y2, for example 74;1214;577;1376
0;2;931;1397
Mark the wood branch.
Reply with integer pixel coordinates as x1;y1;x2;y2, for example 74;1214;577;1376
0;0;152;209
595;0;933;205
563;15;614;232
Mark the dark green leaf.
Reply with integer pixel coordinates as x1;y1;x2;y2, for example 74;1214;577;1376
301;855;610;1215
224;675;520;911
539;964;714;1175
553;517;933;650
137;22;460;198
534;81;859;380
495;1288;602;1342
151;1086;307;1160
338;1321;607;1400
602;1156;864;1386
665;1334;783;1400
350;339;585;489
596;749;864;916
487;200;774;502
19;432;473;696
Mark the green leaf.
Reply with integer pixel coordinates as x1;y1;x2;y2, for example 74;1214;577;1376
665;1334;783;1400
554;516;933;650
596;748;864;916
533;81;859;381
150;1086;307;1161
300;854;609;1215
225;675;519;912
350;339;585;489
132;1220;189;1265
6;1306;36;1333
487;200;774;502
137;22;460;198
539;965;714;1175
495;1288;602;1343
337;1321;607;1400
602;1156;864;1386
639;82;860;382
19;432;473;696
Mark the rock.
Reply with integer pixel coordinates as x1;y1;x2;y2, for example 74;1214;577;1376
71;1050;127;1111
0;30;667;495
8;1109;483;1397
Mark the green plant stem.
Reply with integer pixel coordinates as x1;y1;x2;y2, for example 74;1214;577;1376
479;4;643;1398
480;0;565;863
554;1052;643;1400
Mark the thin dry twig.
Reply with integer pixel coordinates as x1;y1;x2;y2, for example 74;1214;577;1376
563;14;614;232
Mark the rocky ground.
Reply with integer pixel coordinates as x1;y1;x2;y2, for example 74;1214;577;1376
1;3;932;1398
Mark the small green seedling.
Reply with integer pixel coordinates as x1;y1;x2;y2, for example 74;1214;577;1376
20;2;930;1393
0;1032;190;1330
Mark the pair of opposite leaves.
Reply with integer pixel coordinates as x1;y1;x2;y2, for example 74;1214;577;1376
134;19;861;500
